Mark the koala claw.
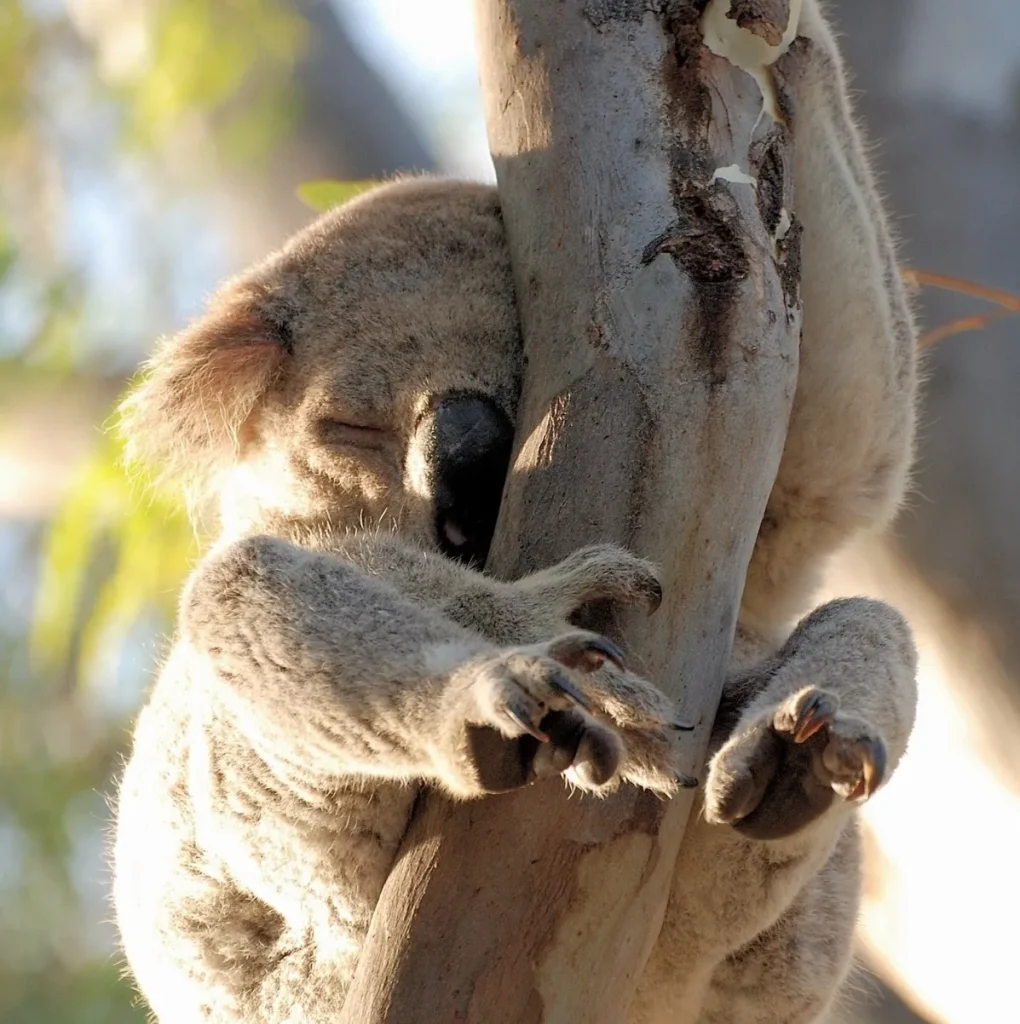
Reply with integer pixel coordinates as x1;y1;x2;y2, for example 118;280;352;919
671;717;696;732
705;686;890;839
820;725;887;802
781;688;839;743
545;632;626;677
457;630;688;796
776;687;887;802
456;631;634;793
504;697;553;742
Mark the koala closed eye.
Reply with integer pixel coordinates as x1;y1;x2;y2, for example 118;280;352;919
314;417;395;452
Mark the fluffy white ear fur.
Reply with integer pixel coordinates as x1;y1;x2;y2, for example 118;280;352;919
118;284;288;494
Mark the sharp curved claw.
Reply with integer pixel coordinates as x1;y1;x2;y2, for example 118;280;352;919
792;692;836;744
504;700;548;742
861;739;887;798
548;670;594;712
677;772;699;789
582;636;627;673
548;634;627;674
836;738;886;803
671;717;696;732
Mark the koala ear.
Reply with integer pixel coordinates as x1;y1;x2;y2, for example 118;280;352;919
118;282;291;493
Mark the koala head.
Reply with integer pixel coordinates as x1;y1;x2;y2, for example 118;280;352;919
120;177;522;566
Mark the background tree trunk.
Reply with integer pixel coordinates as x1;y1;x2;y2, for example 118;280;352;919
341;2;801;1020
221;0;437;257
818;3;1020;1020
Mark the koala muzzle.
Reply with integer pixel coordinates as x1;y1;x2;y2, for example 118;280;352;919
418;391;514;567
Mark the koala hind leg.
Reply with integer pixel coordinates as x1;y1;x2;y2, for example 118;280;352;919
705;597;917;841
699;822;861;1024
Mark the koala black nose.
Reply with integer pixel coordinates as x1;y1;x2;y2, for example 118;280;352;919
417;391;514;567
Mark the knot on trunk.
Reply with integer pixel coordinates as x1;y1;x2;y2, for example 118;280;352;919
642;190;749;284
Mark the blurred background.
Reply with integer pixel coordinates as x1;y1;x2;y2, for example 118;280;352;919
0;0;1016;1021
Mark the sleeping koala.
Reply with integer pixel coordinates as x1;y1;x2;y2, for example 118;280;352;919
113;5;918;1023
113;178;690;1023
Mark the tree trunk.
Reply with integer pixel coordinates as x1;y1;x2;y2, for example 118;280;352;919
341;2;802;1020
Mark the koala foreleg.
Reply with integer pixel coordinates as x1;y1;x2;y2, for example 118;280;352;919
344;537;692;792
633;599;915;1024
697;820;862;1024
321;536;690;793
183;535;683;798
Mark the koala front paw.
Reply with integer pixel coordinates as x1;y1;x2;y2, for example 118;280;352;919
704;687;887;841
453;631;625;793
447;631;687;797
527;544;663;620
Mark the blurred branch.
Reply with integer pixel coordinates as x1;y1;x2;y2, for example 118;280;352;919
903;268;1020;310
903;268;1020;348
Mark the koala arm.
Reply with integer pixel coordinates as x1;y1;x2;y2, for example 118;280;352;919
181;535;666;799
310;531;664;647
739;0;918;639
182;535;490;796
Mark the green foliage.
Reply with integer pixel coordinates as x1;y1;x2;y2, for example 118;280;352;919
0;4;367;1018
11;387;196;1024
122;0;309;162
31;404;198;686
297;178;378;212
0;962;145;1024
0;1;38;137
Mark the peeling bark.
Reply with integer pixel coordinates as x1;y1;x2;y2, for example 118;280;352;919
729;0;793;45
340;2;802;1020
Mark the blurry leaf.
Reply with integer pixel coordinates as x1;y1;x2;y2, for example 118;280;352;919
218;86;301;166
0;959;147;1024
0;1;36;136
31;406;199;682
297;179;377;212
0;213;15;281
121;0;308;159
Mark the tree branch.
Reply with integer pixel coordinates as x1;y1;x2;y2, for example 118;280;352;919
341;2;802;1019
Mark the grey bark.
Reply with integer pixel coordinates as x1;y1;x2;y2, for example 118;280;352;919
340;2;801;1020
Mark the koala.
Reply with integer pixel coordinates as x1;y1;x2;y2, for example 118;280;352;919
112;178;689;1023
112;3;918;1023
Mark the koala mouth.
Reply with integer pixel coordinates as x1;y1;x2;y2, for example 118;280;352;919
441;519;470;549
422;391;515;568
